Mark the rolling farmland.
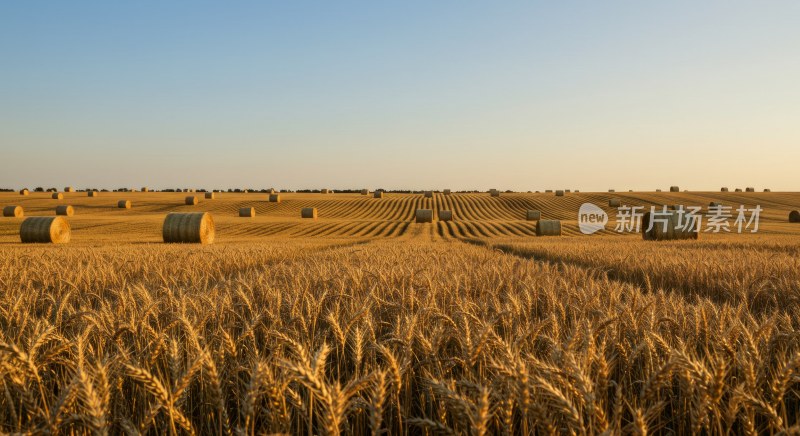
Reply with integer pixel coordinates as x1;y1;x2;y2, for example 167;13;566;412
1;190;800;434
1;190;798;242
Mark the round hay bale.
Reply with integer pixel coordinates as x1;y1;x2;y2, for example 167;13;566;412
669;186;680;192
19;189;29;196
443;189;451;195
301;207;318;219
162;212;214;244
269;194;281;203
608;189;615;193
239;207;255;217
424;191;433;198
64;187;75;193
609;198;621;208
321;189;330;194
721;187;729;192
141;187;149;192
565;189;571;193
415;209;433;223
267;188;276;194
55;205;74;216
373;191;384;199
87;191;98;197
525;210;541;221
642;211;699;241
361;189;369;195
545;190;553;193
3;206;23;218
536;220;562;236
439;210;453;221
764;189;771;192
656;189;662;192
52;193;63;200
555;190;564;197
204;192;216;200
20;216;70;243
490;189;500;197
789;211;800;223
185;196;199;205
118;200;131;209
746;187;755;192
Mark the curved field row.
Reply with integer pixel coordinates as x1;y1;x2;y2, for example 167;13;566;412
221;220;412;239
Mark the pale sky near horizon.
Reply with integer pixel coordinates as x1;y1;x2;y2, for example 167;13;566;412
1;1;799;191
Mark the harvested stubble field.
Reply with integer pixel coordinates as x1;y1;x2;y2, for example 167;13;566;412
1;191;800;434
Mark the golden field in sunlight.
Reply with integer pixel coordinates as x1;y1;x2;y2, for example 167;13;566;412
1;189;799;242
1;190;800;434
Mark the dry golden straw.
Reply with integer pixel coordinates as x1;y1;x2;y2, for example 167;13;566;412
301;207;318;219
205;192;216;199
239;207;255;217
118;200;131;209
162;212;215;244
87;191;98;197
374;191;384;198
55;205;74;216
536;219;562;236
2;206;23;218
19;216;70;243
424;191;433;198
415;209;433;223
555;190;564;197
642;211;699;240
185;196;199;205
443;189;451;195
52;192;63;200
269;194;281;203
526;210;541;221
19;189;29;196
609;198;621;207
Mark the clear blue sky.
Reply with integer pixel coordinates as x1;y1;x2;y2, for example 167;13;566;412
1;1;799;191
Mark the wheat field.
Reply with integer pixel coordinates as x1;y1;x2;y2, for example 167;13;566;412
1;190;799;434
